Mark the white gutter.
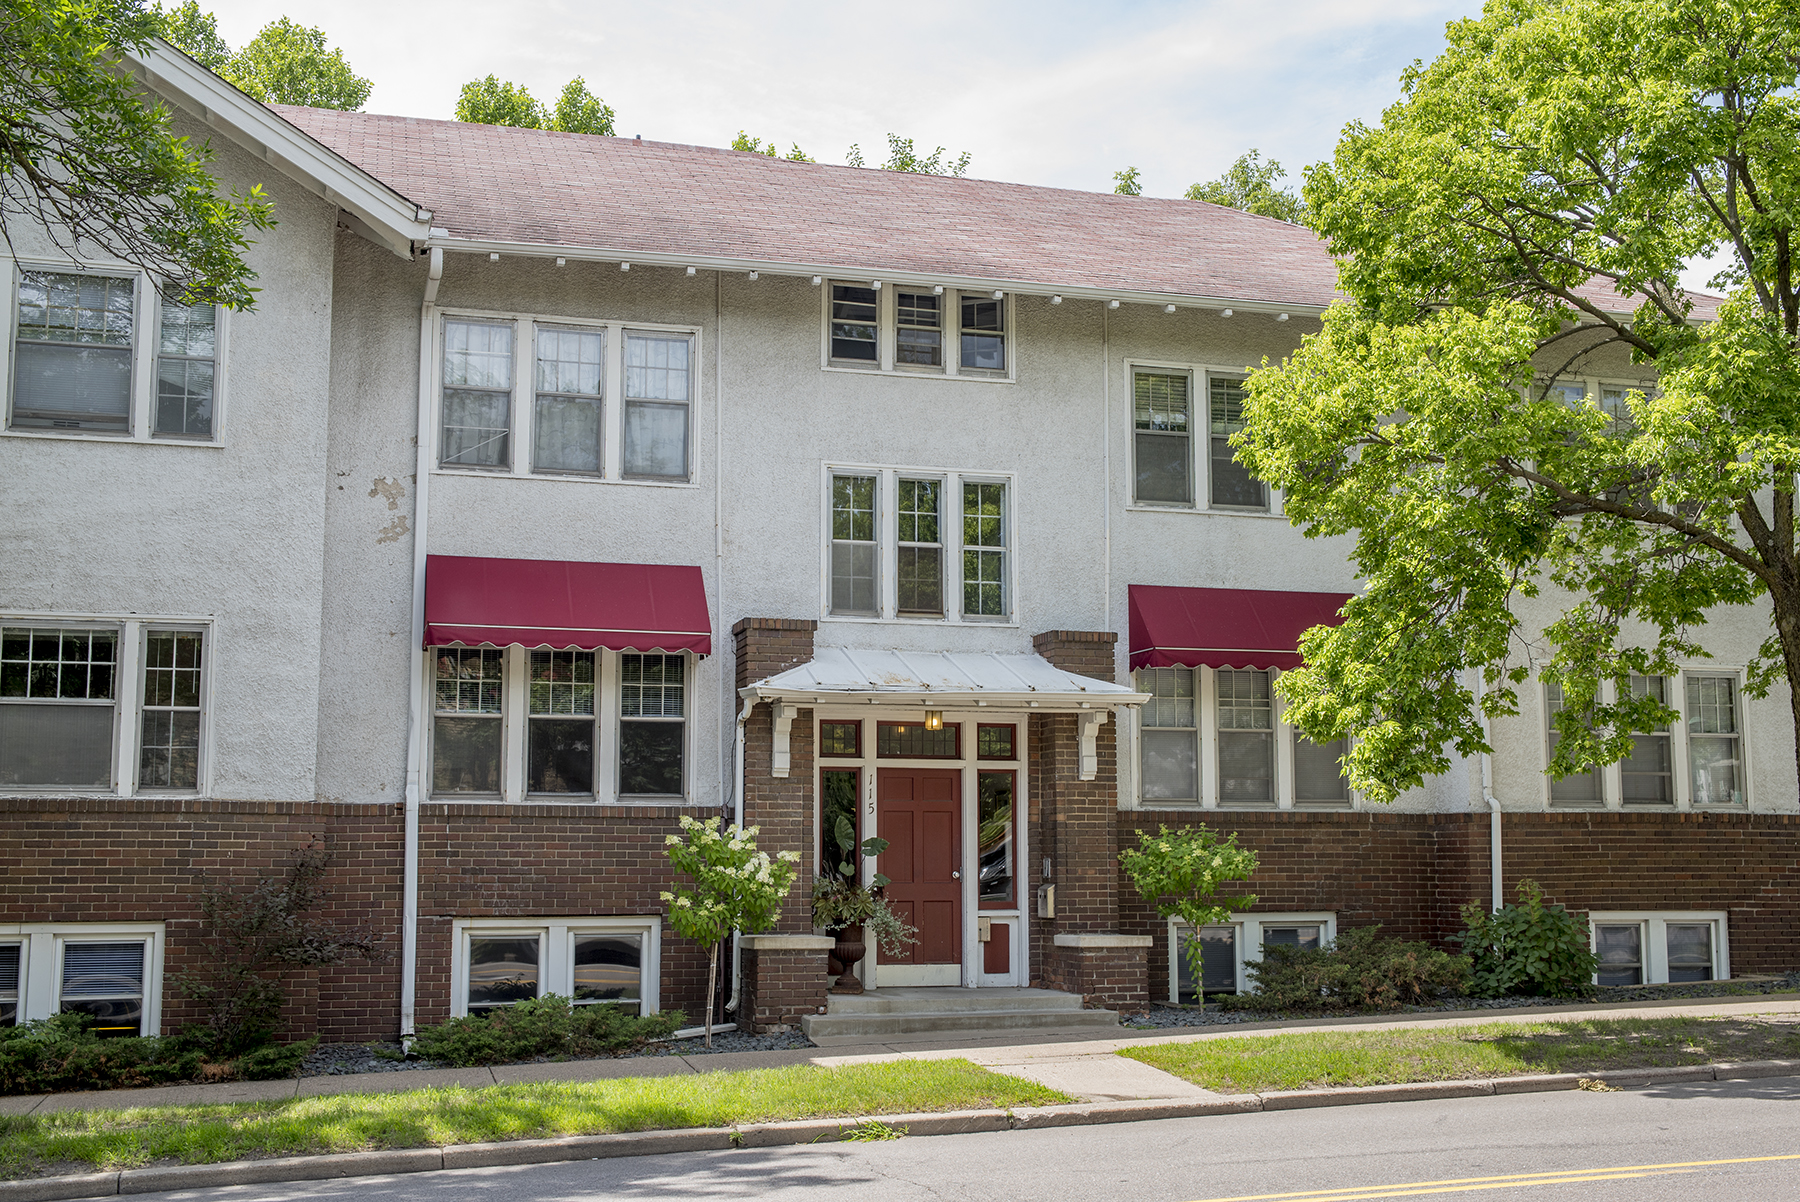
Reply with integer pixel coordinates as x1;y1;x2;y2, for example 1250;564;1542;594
739;687;1149;710
423;235;1328;319
399;247;444;1036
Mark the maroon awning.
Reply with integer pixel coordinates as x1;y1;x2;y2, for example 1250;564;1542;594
424;555;711;654
1128;585;1352;671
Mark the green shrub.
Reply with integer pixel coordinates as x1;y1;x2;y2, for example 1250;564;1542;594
409;996;685;1066
0;1013;314;1095
1222;926;1472;1013
1452;879;1599;998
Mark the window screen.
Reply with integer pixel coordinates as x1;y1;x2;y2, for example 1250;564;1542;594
1136;667;1197;803
467;935;539;1011
896;292;942;367
1134;372;1192;504
60;941;145;1037
1621;675;1673;805
830;284;878;361
0;627;117;788
155;297;216;438
1665;924;1713;983
12;271;134;432
441;319;513;467
1686;675;1742;804
622;332;691;479
1292;733;1350;806
959;293;1005;372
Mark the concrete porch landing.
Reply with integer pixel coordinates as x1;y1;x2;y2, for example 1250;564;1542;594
799;986;1121;1043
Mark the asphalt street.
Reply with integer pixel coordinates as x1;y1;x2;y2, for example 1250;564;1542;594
126;1076;1800;1202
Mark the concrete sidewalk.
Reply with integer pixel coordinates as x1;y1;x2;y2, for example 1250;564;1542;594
2;991;1796;1117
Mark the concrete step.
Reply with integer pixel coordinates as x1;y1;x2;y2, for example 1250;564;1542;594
799;987;1120;1040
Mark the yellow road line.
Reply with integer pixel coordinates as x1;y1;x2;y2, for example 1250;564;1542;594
1184;1152;1800;1202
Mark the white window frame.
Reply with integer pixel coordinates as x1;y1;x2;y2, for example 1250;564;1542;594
431;308;701;487
1167;912;1337;1003
1534;669;1747;810
0;922;164;1033
1125;666;1356;811
1536;375;1659;430
2;260;229;447
0;614;214;798
1125;359;1279;516
450;916;661;1018
820;283;1016;383
426;645;694;804
1587;911;1729;986
819;462;1017;625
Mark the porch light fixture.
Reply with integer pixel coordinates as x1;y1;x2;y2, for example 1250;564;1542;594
924;710;944;731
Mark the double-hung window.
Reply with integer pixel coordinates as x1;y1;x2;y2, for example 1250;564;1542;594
436;312;697;483
1545;681;1603;806
1131;666;1350;809
456;917;660;1017
431;645;690;802
8;268;221;441
1540;671;1742;807
1685;675;1742;805
1621;674;1673;805
826;466;1013;622
1130;366;1269;512
824;283;1011;378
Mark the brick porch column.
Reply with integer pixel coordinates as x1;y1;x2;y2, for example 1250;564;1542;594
738;933;836;1032
1029;629;1148;1010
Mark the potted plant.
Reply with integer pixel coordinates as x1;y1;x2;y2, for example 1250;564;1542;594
811;815;915;993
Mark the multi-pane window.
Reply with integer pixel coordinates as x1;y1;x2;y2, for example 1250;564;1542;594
622;331;691;479
896;292;943;367
0;943;18;1026
1686;675;1742;805
963;482;1007;617
441;319;514;467
60;940;146;1037
977;771;1015;907
830;284;879;362
1622;674;1673;805
1209;376;1266;509
155;297;217;438
819;721;861;757
1545;681;1603;805
528;650;595;795
1136;667;1198;803
1216;669;1273;807
620;653;684;795
433;647;504;794
139;632;203;790
830;474;879;615
1292;733;1350;807
11;271;135;433
876;721;960;758
0;627;117;789
1134;372;1192;504
459;921;655;1017
976;724;1015;760
897;479;943;615
960;294;1006;372
534;326;605;475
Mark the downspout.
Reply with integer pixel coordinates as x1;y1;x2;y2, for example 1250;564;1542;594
724;699;749;1015
1479;692;1503;913
400;245;443;1037
1101;304;1111;633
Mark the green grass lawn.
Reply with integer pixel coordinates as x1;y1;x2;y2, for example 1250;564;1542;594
1121;1016;1800;1094
0;1059;1069;1180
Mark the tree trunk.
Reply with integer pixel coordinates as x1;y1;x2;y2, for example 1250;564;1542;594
1774;588;1800;808
704;941;717;1048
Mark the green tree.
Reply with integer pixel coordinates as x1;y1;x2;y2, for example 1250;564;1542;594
3;0;274;309
731;131;812;162
1185;149;1305;223
456;74;615;135
661;815;799;1045
1234;0;1800;802
1119;825;1258;1000
847;134;970;176
1113;166;1142;196
159;7;371;110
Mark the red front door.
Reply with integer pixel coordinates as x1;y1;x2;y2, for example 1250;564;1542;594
876;768;961;965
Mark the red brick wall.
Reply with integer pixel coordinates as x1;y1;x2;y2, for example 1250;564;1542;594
0;797;403;1041
734;618;819;934
739;944;832;1032
1042;945;1149;1011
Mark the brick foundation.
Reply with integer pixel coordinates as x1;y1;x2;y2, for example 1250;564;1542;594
737;935;834;1031
1043;937;1151;1011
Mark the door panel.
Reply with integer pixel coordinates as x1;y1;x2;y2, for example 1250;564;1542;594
876;767;961;967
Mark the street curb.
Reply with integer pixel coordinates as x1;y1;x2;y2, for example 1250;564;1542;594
5;1060;1797;1200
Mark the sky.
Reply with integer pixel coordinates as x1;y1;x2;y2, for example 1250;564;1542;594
204;0;1729;292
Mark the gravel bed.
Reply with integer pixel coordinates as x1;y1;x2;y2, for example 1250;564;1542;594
298;1027;816;1077
1123;974;1800;1030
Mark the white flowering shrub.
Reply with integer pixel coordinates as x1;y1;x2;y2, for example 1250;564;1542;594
661;815;801;1043
1119;824;1259;1002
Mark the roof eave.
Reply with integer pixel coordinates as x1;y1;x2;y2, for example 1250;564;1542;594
428;234;1331;317
127;41;433;259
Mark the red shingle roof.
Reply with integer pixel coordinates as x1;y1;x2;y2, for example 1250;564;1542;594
274;106;1340;308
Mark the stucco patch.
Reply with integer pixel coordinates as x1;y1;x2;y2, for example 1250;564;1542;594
369;477;406;510
375;515;410;544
